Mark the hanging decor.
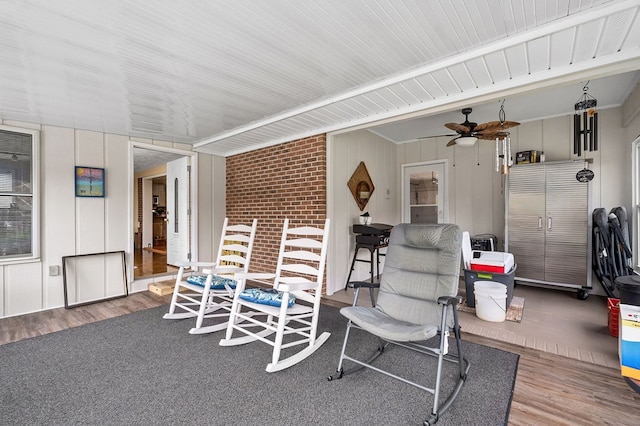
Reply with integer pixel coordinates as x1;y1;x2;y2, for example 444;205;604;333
347;161;375;211
573;81;598;156
493;101;514;175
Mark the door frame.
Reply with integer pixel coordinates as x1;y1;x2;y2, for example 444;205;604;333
401;159;449;224
128;142;198;284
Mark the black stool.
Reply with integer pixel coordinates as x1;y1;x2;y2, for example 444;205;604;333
344;242;386;289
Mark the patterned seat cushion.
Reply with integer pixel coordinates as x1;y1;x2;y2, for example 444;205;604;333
238;288;295;307
186;275;237;290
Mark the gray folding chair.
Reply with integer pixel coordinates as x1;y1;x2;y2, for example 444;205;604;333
329;223;469;426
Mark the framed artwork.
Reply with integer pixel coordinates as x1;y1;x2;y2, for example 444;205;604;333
75;166;105;197
63;250;128;308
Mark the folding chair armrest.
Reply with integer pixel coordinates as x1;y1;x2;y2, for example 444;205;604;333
346;281;380;290
438;295;462;306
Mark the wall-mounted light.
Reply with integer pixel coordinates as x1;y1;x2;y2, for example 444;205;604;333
573;81;598;156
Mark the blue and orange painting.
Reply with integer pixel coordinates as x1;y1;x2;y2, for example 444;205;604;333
75;167;105;197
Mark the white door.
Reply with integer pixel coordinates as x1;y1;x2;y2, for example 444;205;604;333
402;161;447;224
166;157;190;266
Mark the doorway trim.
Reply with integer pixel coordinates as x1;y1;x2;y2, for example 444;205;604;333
128;142;198;286
401;159;449;224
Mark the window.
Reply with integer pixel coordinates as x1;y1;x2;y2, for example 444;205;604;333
0;125;39;262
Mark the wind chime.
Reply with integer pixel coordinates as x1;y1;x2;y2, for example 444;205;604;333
494;101;514;175
573;81;598;156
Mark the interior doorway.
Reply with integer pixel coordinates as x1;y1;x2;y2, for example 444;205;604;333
131;145;196;280
401;160;448;224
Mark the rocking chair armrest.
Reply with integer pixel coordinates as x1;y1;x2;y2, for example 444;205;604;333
234;272;276;282
438;295;462;306
202;266;243;275
235;272;276;280
278;281;317;292
346;281;380;290
175;261;217;269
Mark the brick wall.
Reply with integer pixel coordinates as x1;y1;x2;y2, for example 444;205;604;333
226;134;327;274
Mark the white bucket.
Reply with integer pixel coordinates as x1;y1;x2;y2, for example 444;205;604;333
474;281;507;322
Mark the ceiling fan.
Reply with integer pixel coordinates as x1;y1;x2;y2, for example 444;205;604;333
421;107;520;147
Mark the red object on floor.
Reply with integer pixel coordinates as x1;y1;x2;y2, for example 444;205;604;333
608;297;620;337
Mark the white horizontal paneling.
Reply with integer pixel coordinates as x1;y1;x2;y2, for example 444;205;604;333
620;8;640;50
527;36;551;74
549;28;576;67
447;63;477;93
573;19;605;63
504;44;530;78
413;75;447;99
0;0;636;156
483;50;512;82
599;8;637;54
464;57;494;86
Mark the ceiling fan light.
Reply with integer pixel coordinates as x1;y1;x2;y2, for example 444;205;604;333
456;136;478;147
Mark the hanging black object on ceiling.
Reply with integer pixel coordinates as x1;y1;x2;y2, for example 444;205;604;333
573;81;598;156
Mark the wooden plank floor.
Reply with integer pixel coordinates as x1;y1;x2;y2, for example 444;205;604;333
1;291;639;425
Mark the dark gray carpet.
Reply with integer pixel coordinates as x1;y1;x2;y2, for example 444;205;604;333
0;304;518;425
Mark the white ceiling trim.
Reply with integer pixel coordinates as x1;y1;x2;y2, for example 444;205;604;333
194;0;640;156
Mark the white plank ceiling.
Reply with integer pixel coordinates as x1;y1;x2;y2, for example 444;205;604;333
0;0;639;156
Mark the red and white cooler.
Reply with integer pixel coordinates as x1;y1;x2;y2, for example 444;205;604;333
469;251;515;274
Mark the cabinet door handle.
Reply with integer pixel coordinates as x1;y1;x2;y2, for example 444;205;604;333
548;216;552;230
538;217;543;230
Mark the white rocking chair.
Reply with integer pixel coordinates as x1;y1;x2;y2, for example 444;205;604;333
162;218;258;334
219;218;330;372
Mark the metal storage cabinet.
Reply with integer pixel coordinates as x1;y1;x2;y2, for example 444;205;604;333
506;161;591;298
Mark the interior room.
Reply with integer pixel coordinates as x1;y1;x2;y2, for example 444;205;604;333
0;1;639;424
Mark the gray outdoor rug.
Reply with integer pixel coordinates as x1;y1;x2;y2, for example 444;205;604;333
0;304;518;425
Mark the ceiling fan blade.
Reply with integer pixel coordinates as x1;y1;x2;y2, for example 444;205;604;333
445;122;470;133
477;133;498;140
446;138;458;147
472;121;498;132
477;131;511;140
475;120;521;132
499;120;520;129
417;133;457;140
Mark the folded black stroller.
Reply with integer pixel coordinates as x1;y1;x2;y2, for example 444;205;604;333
592;207;633;297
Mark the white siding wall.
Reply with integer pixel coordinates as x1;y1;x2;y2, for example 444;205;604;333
2;101;638;315
327;130;397;294
328;106;636;297
0;121;221;318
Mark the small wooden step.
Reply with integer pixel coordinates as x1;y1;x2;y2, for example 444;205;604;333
148;282;174;296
